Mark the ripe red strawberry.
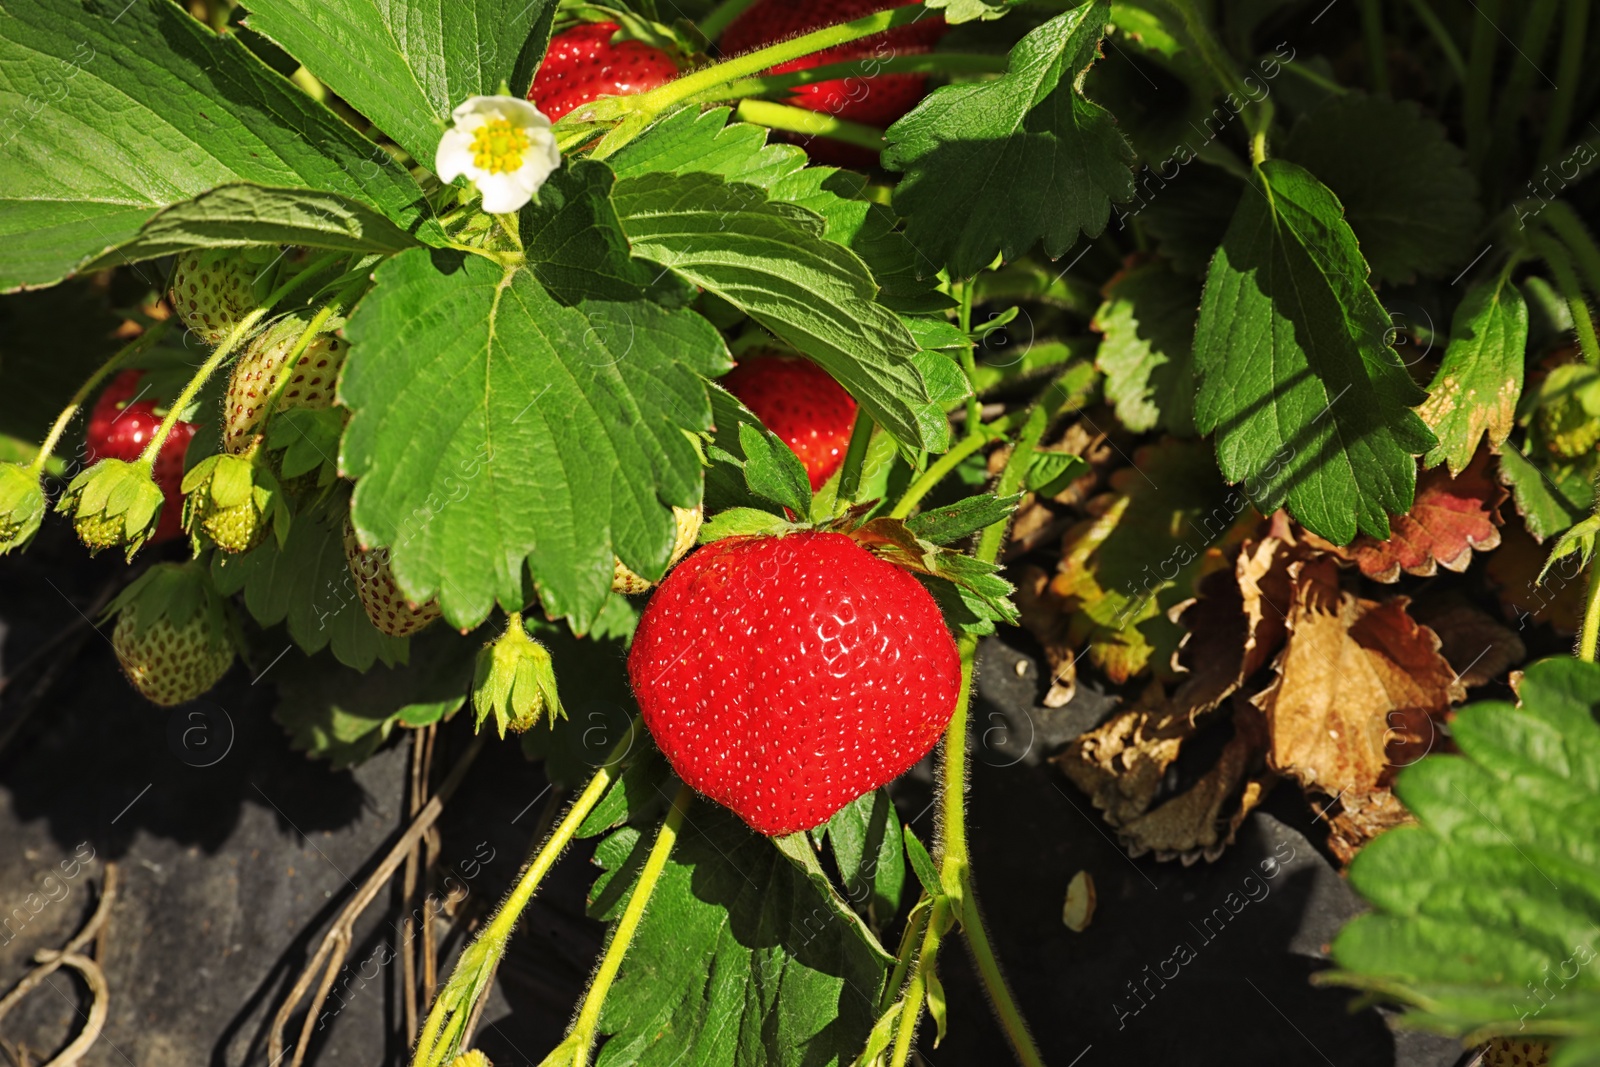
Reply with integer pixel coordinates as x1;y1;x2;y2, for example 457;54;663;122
343;519;441;638
723;354;858;490
529;21;680;122
86;370;196;544
628;531;961;835
720;0;947;165
224;313;347;453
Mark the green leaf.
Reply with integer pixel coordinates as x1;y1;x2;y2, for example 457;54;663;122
272;630;476;769
698;507;799;542
340;247;725;631
265;406;344;483
905;492;1022;545
1024;450;1088;496
882;1;1135;278
901;827;942;899
1192;159;1434;544
1328;658;1600;1055
0;0;440;291
1498;443;1586;542
609;107;950;314
818;789;905;930
77;184;419;270
592;805;886;1066
519;160;690;306
738;423;813;517
1419;276;1528;476
923;0;1026;22
211;494;407;671
1281;95;1481;286
1093;258;1199;435
237;0;556;168
612;171;938;451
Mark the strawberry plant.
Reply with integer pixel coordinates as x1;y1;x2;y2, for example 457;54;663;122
2;0;1600;1064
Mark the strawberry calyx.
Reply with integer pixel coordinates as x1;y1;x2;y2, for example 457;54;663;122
471;612;565;737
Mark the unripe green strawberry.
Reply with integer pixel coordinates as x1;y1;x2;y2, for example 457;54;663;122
107;561;236;706
181;446;287;554
472;613;564;736
612;505;703;594
1482;1037;1549;1066
224;312;348;453
170;248;273;347
1536;363;1600;459
343;519;441;637
55;457;166;559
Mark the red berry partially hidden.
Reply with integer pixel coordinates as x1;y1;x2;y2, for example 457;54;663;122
86;370;196;544
723;354;858;490
530;21;680;121
628;532;961;835
721;0;947;164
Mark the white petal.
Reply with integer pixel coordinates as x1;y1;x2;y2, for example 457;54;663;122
476;171;534;214
434;126;478;184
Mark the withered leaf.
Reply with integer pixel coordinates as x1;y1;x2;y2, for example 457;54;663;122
1407;591;1526;689
1323;788;1415;867
1252;557;1464;796
1308;451;1505;582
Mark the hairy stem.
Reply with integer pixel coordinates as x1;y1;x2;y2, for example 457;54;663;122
1582;547;1600;662
1530;231;1600;367
412;722;639;1066
732;99;886;150
30;320;170;474
136;307;267;465
889;411;1023;520
557;782;693;1067
888;899;945;1067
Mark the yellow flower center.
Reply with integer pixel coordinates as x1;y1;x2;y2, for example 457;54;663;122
469;117;530;174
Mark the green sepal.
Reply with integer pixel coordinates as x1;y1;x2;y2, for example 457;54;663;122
471;614;565;738
55;457;165;560
0;463;47;554
697;507;801;543
104;558;232;645
180;447;288;555
847;516;1018;625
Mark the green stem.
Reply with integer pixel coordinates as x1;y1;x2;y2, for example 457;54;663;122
560;782;693;1067
1360;0;1389;94
1404;0;1468;86
1465;0;1498;168
960;892;1042;1067
1541;0;1589;162
413;722;639;1066
1531;231;1600;366
956;282;983;440
703;52;1010;104
136;251;342;465
1492;0;1559;182
888;412;1020;520
29;320;170;474
888;899;945;1067
696;0;762;41
732;99;886;150
137;307;268;465
640;5;927;115
1582;540;1600;661
976;404;1048;565
836;409;875;505
881;899;931;1014
1276;59;1349;96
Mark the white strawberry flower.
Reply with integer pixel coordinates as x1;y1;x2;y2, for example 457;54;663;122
435;96;561;214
